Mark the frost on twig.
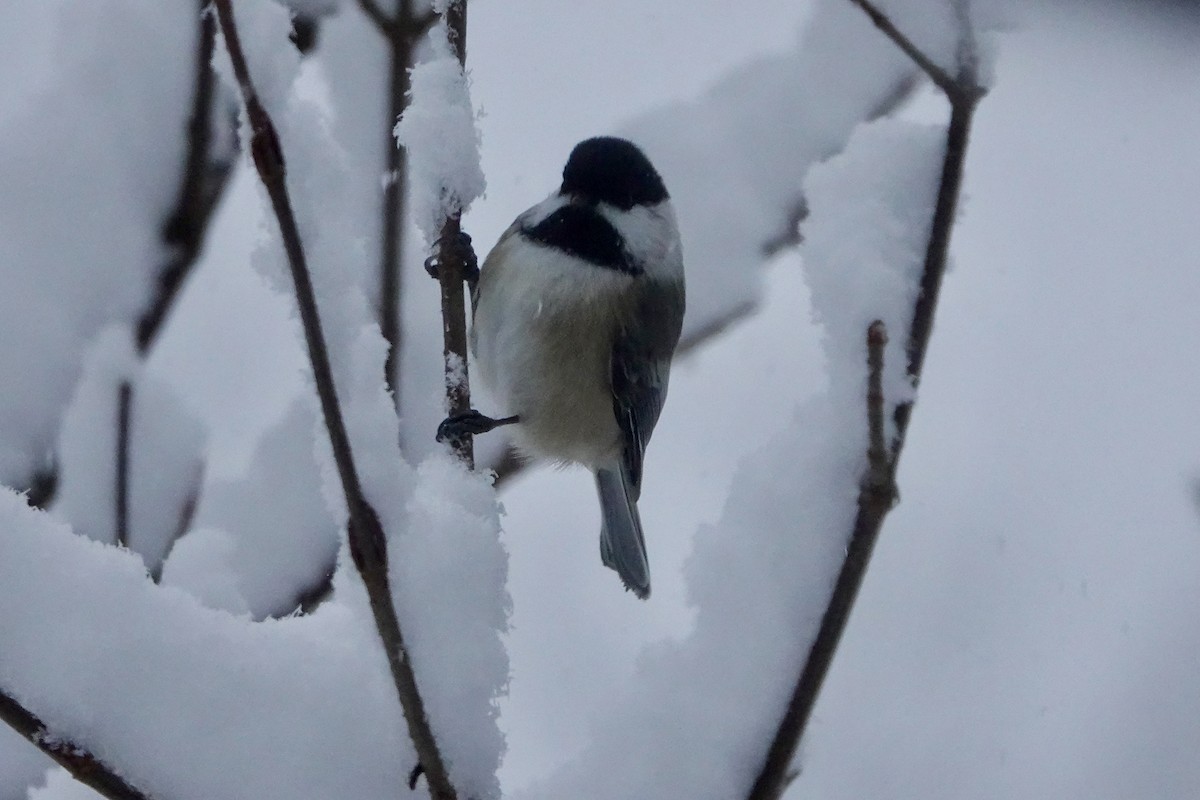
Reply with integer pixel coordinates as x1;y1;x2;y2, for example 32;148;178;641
746;3;987;798
211;2;458;798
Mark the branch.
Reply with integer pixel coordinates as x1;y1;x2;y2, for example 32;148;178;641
746;4;986;798
116;381;132;548
0;690;153;800
846;0;982;103
431;1;476;467
138;0;234;353
210;4;457;799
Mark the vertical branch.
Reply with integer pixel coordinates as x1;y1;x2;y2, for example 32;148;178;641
357;0;439;418
115;382;132;548
433;0;475;467
379;31;412;414
746;3;987;799
211;4;457;798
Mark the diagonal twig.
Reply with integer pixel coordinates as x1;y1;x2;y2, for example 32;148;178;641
746;3;986;798
210;3;457;798
847;0;974;102
0;690;153;800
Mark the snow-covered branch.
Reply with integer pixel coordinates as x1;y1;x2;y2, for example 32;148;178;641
395;1;485;467
210;3;458;797
746;3;988;798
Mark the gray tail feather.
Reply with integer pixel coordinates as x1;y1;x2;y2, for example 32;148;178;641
595;466;650;599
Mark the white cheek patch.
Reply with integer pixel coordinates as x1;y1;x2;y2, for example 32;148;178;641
597;200;683;281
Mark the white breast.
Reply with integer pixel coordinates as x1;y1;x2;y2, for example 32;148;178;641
472;232;635;467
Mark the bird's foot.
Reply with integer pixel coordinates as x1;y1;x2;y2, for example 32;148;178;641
436;410;519;443
424;230;480;283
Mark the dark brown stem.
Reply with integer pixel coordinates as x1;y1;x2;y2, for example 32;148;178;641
890;96;976;455
0;690;153;800
379;27;415;414
116;382;132;549
211;4;456;798
745;4;985;798
431;1;475;467
138;0;231;353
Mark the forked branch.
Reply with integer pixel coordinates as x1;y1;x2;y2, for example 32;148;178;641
746;3;987;798
211;3;457;798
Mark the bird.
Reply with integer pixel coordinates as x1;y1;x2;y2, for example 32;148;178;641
438;136;685;599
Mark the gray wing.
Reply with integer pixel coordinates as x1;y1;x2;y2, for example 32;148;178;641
610;278;685;498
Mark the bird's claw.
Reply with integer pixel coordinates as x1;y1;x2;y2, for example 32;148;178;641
436;410;518;443
424;230;479;282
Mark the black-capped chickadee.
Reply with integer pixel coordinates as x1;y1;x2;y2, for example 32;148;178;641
440;136;684;599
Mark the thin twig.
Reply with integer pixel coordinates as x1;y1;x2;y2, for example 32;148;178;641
211;4;457;799
138;0;233;352
116;382;132;548
846;0;965;100
745;3;985;798
0;690;153;800
431;0;476;467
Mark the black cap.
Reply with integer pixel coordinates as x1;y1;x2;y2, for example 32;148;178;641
560;136;669;210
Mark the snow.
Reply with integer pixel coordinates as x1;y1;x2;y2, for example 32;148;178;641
161;399;337;620
0;0;199;488
394;23;486;244
803;119;944;423
0;488;409;800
